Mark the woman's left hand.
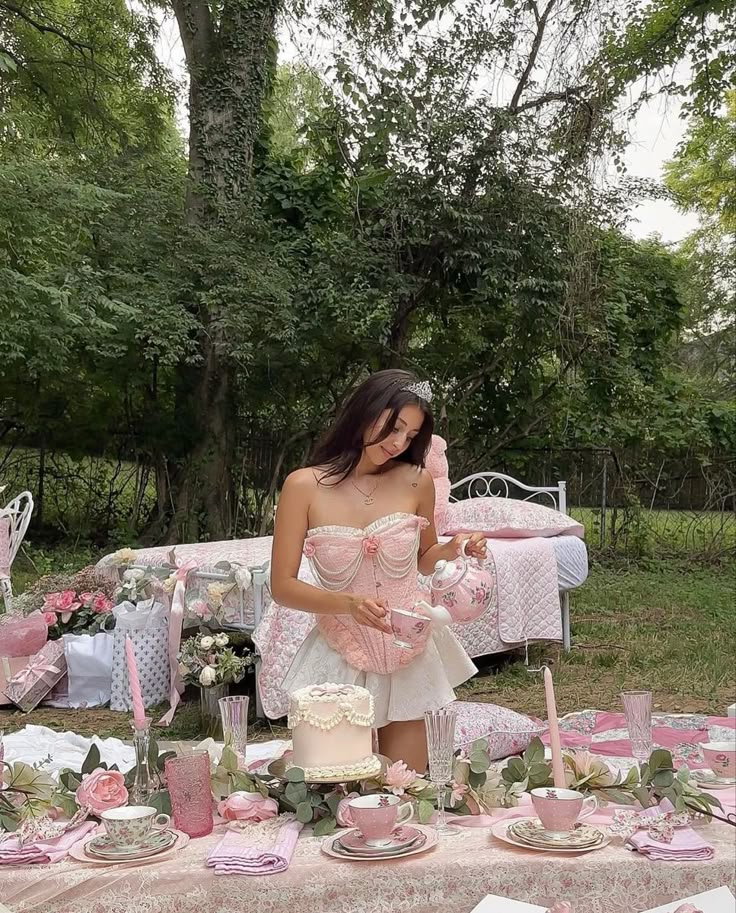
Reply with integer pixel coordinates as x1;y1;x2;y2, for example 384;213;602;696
449;532;487;561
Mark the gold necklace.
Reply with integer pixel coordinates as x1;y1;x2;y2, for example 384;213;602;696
350;475;380;506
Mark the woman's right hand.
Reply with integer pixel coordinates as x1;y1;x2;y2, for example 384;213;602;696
347;595;392;634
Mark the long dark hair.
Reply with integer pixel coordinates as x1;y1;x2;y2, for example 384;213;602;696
309;370;434;483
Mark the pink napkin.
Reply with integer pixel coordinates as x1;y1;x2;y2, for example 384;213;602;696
207;818;304;876
0;821;97;865
626;801;714;862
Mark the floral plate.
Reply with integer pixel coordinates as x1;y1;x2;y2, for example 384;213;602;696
508;819;605;849
492;820;609;855
337;826;423;855
690;769;736;789
86;829;177;859
70;830;189;866
323;825;437;862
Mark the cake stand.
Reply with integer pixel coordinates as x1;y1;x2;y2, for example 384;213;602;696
260;754;390;785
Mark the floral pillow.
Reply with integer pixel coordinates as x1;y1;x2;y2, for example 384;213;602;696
452;700;545;760
444;497;584;539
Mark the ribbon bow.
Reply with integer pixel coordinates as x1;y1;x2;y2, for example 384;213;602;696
11;657;61;686
172;556;198;582
609;809;691;843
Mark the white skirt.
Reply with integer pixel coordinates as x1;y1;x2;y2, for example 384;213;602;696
281;626;477;728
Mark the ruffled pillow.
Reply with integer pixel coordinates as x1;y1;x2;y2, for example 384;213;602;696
445;497;584;539
452;700;545;760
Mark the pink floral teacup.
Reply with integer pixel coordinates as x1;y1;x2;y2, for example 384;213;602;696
390;608;431;650
346;794;414;846
530;788;598;837
100;805;171;849
701;741;736;780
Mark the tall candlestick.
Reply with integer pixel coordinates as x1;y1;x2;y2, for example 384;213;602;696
125;635;146;727
543;665;566;788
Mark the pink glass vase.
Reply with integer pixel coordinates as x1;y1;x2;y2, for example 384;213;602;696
164;751;214;838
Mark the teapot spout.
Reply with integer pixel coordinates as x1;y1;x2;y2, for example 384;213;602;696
414;599;452;627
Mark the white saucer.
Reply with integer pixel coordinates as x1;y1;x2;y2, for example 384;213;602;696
690;769;736;789
322;824;437;862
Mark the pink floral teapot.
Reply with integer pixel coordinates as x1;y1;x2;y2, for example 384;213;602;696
420;542;495;625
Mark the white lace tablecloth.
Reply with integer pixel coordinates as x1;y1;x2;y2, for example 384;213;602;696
5;817;735;913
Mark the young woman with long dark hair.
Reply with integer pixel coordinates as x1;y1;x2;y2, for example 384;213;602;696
269;370;485;770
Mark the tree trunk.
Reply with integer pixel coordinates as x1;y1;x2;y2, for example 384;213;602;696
160;0;281;542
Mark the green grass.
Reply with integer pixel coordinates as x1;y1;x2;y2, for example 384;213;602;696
459;558;736;718
2;550;734;740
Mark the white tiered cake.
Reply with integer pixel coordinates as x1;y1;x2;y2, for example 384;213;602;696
287;683;382;781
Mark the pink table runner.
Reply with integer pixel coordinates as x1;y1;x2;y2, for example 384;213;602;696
4;818;735;913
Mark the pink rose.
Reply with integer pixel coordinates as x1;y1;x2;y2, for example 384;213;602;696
42;592;61;611
42;611;57;626
362;535;380;556
92;594;113;613
384;760;416;795
336;791;360;827
56;590;81;612
75;769;128;815
79;592;95;605
217;791;278;823
303;541;316;559
449;780;468;807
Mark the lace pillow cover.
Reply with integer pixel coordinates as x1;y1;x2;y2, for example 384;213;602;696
445;498;584;539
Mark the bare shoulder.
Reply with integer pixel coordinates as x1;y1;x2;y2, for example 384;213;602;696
391;462;433;491
282;467;320;497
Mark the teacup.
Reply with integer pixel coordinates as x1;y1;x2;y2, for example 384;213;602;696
390;608;431;650
346;794;414;847
701;741;736;780
100;805;171;849
530;788;598;837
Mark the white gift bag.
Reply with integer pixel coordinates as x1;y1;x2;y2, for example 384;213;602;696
62;632;115;708
110;600;170;712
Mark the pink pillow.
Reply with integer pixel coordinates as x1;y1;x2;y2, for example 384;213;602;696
445;497;584;539
452;700;544;759
425;434;451;533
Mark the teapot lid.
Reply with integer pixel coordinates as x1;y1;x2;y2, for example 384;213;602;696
430;557;467;591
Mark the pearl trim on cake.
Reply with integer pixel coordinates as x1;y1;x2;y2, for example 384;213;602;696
286;754;383;782
288;683;376;730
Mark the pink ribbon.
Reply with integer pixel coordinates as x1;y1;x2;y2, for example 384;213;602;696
157;555;196;726
10;658;60;686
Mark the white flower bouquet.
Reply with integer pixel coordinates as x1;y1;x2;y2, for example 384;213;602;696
177;632;253;688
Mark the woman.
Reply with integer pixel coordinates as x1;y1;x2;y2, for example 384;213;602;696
270;369;485;771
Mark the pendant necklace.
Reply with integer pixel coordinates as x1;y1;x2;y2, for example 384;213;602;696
350;475;380;506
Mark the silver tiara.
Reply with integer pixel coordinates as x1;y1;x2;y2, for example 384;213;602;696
403;380;433;402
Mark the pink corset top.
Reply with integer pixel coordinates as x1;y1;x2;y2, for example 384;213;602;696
303;512;430;674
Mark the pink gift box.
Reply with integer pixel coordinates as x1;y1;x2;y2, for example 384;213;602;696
0;655;32;706
2;640;66;712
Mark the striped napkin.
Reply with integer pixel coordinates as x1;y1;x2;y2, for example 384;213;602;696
0;822;97;865
207;816;304;876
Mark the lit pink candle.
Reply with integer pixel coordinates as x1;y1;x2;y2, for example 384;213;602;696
543;666;566;788
125;635;146;727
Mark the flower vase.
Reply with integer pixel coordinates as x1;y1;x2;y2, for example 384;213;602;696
130;717;154;806
199;684;229;739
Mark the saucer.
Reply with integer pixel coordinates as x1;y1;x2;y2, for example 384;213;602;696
338;826;422;854
85;830;177;860
690;769;736;789
493;819;609;854
508;819;604;849
70;830;189;866
323;825;437;862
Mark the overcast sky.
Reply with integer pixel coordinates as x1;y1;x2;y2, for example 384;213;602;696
155;16;698;245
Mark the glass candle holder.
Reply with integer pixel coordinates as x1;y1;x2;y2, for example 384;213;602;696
164;751;214;838
129;717;153;806
219;695;249;765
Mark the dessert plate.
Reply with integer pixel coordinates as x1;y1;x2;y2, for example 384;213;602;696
70;830;189;865
338;826;422;855
508;819;604;849
492;819;609;854
322;824;437;861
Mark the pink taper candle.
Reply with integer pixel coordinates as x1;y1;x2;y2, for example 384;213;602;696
125;635;146;727
543;665;566;788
